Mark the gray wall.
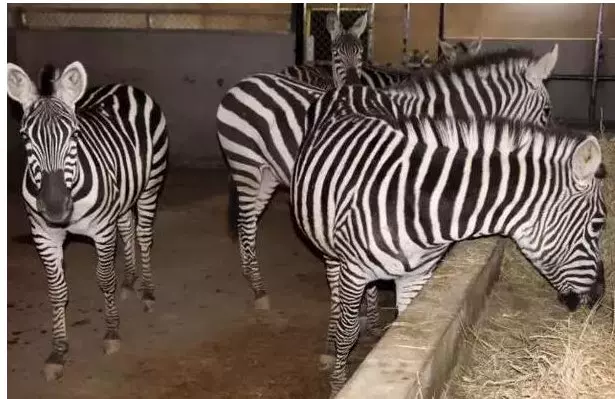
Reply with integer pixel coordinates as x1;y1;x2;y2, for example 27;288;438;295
8;28;295;176
457;38;615;124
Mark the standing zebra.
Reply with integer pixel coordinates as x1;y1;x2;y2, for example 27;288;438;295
218;45;558;311
281;11;368;89
291;92;606;393
7;61;169;381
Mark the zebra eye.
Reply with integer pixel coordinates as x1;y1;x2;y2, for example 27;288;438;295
591;221;604;232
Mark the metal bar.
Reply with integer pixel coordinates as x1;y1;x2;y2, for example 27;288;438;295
402;3;410;62
548;74;615;82
588;3;605;121
336;3;340;17
437;4;445;59
291;3;304;65
367;4;376;62
304;5;314;65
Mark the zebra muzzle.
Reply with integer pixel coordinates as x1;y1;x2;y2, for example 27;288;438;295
558;269;605;312
37;170;74;225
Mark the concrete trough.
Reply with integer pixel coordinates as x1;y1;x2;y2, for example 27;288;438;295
337;237;507;399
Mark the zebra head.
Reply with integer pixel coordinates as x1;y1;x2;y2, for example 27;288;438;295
517;135;606;311
326;12;368;87
476;44;558;127
438;37;483;65
7;61;87;225
520;45;558;127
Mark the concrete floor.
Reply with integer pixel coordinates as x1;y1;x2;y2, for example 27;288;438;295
7;168;393;399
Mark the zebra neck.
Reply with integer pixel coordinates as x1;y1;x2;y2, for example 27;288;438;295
410;146;558;245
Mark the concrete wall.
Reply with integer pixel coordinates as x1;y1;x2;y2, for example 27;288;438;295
8;28;295;177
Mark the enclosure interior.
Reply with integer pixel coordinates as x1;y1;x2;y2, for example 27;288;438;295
6;3;615;398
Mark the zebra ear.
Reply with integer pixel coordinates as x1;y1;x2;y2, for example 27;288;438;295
468;37;483;55
572;136;602;182
439;40;456;60
326;12;342;41
54;61;87;108
526;44;559;86
349;12;368;38
7;63;38;110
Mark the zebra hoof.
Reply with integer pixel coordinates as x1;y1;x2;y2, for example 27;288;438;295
143;299;155;313
120;285;134;301
142;290;155;313
43;363;64;382
254;295;270;311
318;354;335;371
103;339;121;355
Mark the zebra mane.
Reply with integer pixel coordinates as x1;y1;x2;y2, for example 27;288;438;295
411;116;602;174
38;63;58;97
392;47;538;88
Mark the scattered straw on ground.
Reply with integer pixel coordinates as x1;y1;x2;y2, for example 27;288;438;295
445;134;615;399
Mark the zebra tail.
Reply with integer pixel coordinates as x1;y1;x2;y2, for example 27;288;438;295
227;176;240;242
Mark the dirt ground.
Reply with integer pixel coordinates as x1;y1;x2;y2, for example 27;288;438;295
7;168;394;399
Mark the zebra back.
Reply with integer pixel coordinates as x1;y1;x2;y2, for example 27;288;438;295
280;64;335;90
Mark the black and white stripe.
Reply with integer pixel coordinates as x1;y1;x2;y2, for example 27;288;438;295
7;61;169;381
291;89;606;392
216;46;559;331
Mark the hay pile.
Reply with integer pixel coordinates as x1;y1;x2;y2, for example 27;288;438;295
445;135;615;399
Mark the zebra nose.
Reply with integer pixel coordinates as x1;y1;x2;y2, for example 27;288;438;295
557;291;581;312
37;170;73;225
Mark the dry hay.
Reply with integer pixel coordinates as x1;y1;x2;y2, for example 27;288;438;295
445;134;615;399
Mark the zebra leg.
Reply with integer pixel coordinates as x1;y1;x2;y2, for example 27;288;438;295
364;283;382;337
36;228;69;381
94;229;121;355
329;266;366;396
395;272;434;314
320;257;341;371
235;167;279;310
135;172;165;313
117;209;137;300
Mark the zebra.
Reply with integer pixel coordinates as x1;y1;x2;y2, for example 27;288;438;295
281;11;368;90
437;37;483;65
6;61;169;381
363;38;485;88
284;36;483;91
291;90;606;393
217;45;559;347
